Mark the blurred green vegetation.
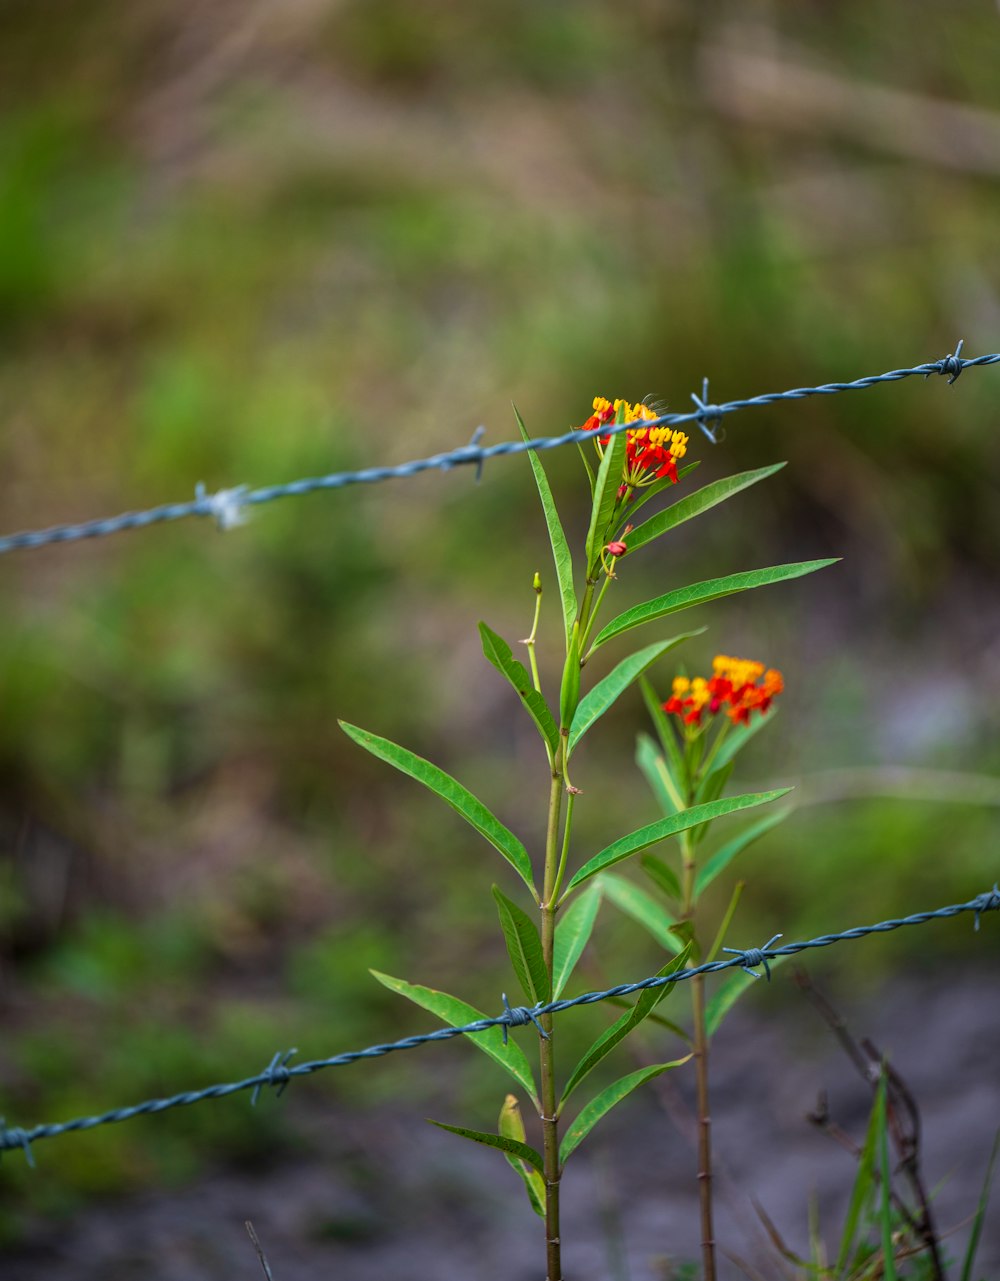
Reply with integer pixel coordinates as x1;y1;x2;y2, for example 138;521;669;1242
2;0;999;1234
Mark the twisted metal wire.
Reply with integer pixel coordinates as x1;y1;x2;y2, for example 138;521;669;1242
1;345;996;556
2;883;996;1164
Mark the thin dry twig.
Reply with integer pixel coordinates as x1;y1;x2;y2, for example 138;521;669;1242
794;969;945;1280
245;1220;275;1281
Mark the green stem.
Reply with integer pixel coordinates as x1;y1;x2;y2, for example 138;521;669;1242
579;570;613;656
525;572;543;694
540;751;566;1280
576;578;597;643
550;789;575;906
681;827;717;1281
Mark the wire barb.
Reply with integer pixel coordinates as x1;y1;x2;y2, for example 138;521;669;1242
1;885;997;1161
3;348;997;555
468;425;487;482
500;992;548;1045
690;377;725;443
973;882;1000;932
250;1048;297;1105
926;338;965;384
723;934;783;981
195;482;250;531
0;1119;35;1168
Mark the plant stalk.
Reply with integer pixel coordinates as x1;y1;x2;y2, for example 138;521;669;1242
681;827;717;1281
540;758;565;1280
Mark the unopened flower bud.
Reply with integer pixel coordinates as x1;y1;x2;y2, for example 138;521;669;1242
606;540;627;557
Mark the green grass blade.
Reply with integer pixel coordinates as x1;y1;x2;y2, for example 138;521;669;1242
479;622;559;756
560;949;691;1107
515;405;578;645
960;1128;1000;1281
695;807;792;896
492;885;550;1004
568;631;704;757
626;464;786;553
592;559;840;651
370;971;538;1105
428;1119;544;1174
560;1059;690;1164
565;789;791;892
876;1073;898;1281
552;882;602;998
340;721;535;896
598;872;682;953
836;1074;881;1275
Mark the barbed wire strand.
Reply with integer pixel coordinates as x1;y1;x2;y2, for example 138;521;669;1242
1;344;997;556
2;883;996;1165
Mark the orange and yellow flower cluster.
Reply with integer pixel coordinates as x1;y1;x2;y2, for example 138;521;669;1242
579;397;689;497
664;655;784;727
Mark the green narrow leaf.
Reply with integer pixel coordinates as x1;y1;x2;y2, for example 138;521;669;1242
592;559;840;650
499;1095;546;1218
616;460;701;526
560;1059;690;1164
704;879;744;964
598;872;682;953
576;442;596;497
492;885;550;1004
559;623;581;731
640;678;688;795
561;949;692;1106
704;955;787;1037
710;710;776;771
640;853;681;901
626;464;787;553
370;970;538;1105
479;622;559;756
565;789;792;893
507;1157;546;1217
960;1128;1000;1281
340;722;535;896
695;807;792;896
690;760;735;845
695;760;734;807
429;1119;544;1174
584;416;629;567
515;406;578;645
835;1067;881;1275
567;631;705;757
552;882;602;998
635;734;681;819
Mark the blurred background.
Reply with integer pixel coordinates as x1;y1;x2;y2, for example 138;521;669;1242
1;1;998;1276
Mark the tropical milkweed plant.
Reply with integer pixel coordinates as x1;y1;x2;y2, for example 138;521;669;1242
340;396;838;1281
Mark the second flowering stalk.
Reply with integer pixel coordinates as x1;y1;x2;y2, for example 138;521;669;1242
341;393;836;1280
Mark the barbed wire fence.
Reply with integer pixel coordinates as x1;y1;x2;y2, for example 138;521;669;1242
2;884;998;1166
0;342;997;555
1;343;998;1173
